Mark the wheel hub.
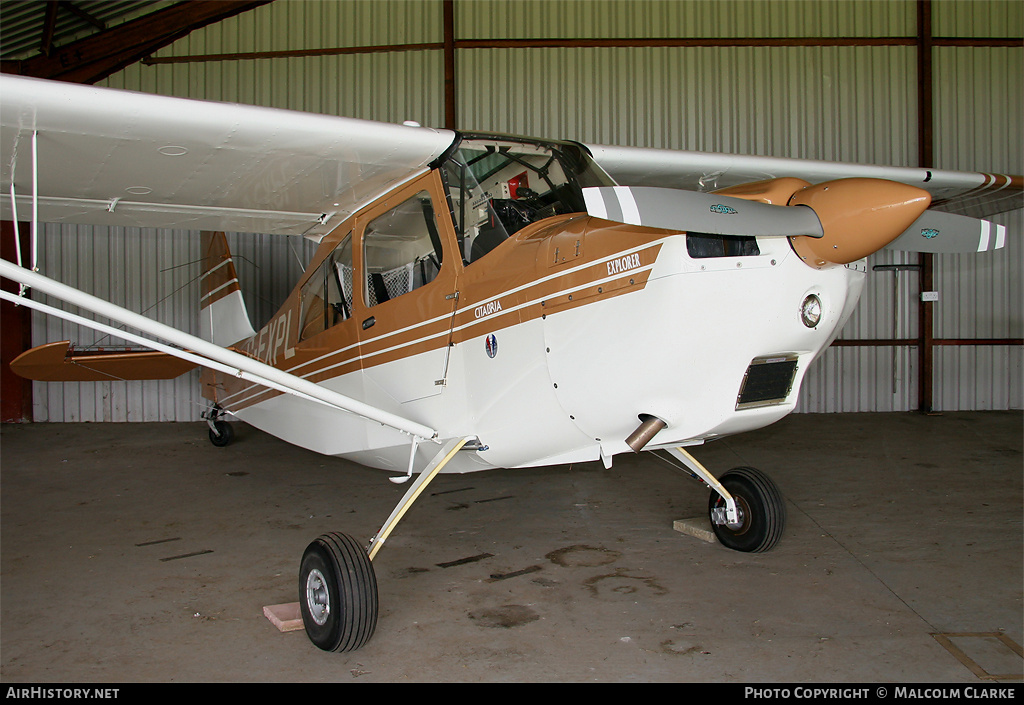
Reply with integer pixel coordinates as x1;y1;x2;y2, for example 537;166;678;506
725;501;747;531
712;496;748;531
305;568;330;626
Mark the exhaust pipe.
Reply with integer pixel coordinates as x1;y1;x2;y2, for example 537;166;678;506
625;414;666;452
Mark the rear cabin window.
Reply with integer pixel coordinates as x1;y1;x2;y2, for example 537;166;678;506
299;233;354;341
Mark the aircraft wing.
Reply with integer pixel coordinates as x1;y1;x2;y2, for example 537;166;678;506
0;74;457;239
4;73;1016;241
586;144;1023;220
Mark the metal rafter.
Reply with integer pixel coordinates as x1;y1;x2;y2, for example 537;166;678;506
2;0;274;84
39;1;59;57
63;2;108;32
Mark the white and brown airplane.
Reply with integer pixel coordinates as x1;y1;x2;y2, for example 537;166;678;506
1;74;1019;652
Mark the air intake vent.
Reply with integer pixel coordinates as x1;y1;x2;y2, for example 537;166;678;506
736;355;799;409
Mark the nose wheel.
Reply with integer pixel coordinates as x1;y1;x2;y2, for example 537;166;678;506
708;466;786;553
664;447;786;553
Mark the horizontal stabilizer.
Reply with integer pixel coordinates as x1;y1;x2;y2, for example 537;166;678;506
10;341;197;382
582;186;824;238
0;259;437;442
885;211;1007;254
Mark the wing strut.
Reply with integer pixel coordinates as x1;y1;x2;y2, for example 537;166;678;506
7;131;40;294
0;259;437;442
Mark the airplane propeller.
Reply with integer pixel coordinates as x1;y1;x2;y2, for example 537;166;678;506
584;176;1003;269
582;184;825;239
787;178;931;267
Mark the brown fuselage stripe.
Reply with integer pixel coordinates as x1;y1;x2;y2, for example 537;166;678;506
208;235;665;412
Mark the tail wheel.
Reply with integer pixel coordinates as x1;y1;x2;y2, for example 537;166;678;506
708;466;786;553
299;532;378;652
208;420;233;447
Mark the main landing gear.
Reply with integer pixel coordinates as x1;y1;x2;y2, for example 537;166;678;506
297;437;473;652
665;447;787;553
299;532;378;652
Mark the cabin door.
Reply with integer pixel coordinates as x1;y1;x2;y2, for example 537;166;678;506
354;173;461;404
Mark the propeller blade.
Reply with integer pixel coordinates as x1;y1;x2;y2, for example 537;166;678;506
582;186;824;238
885;210;1007;254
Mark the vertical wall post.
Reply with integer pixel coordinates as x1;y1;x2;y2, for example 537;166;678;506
916;0;935;413
443;0;456;130
1;221;33;422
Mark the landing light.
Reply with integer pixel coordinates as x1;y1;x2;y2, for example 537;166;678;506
800;294;822;328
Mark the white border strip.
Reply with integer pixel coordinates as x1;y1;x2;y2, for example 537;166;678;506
977;221;991;252
199;258;233;280
583;188;608;220
613;186;641;225
200;277;240;304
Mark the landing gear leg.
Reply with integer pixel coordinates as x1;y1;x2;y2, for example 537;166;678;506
666;447;786;553
299;436;474;652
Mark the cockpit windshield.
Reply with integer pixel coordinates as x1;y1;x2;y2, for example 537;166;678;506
440;135;614;266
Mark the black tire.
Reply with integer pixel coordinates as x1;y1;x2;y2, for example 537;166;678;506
708;466;786;553
299;532;378;652
208;420;233;447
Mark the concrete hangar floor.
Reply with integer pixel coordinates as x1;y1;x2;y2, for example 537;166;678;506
1;411;1021;683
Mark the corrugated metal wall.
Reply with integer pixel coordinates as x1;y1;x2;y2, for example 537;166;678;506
931;36;1023;411
104;0;445;125
31;0;1022;421
31;228;315;421
32;225;202;422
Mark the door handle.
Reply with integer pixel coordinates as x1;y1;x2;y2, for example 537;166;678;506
362;316;376;330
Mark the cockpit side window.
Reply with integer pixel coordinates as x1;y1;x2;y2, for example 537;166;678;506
441;156;511;266
362;190;444;307
441;137;613;267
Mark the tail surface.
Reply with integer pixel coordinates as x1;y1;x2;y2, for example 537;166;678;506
200;232;256;346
